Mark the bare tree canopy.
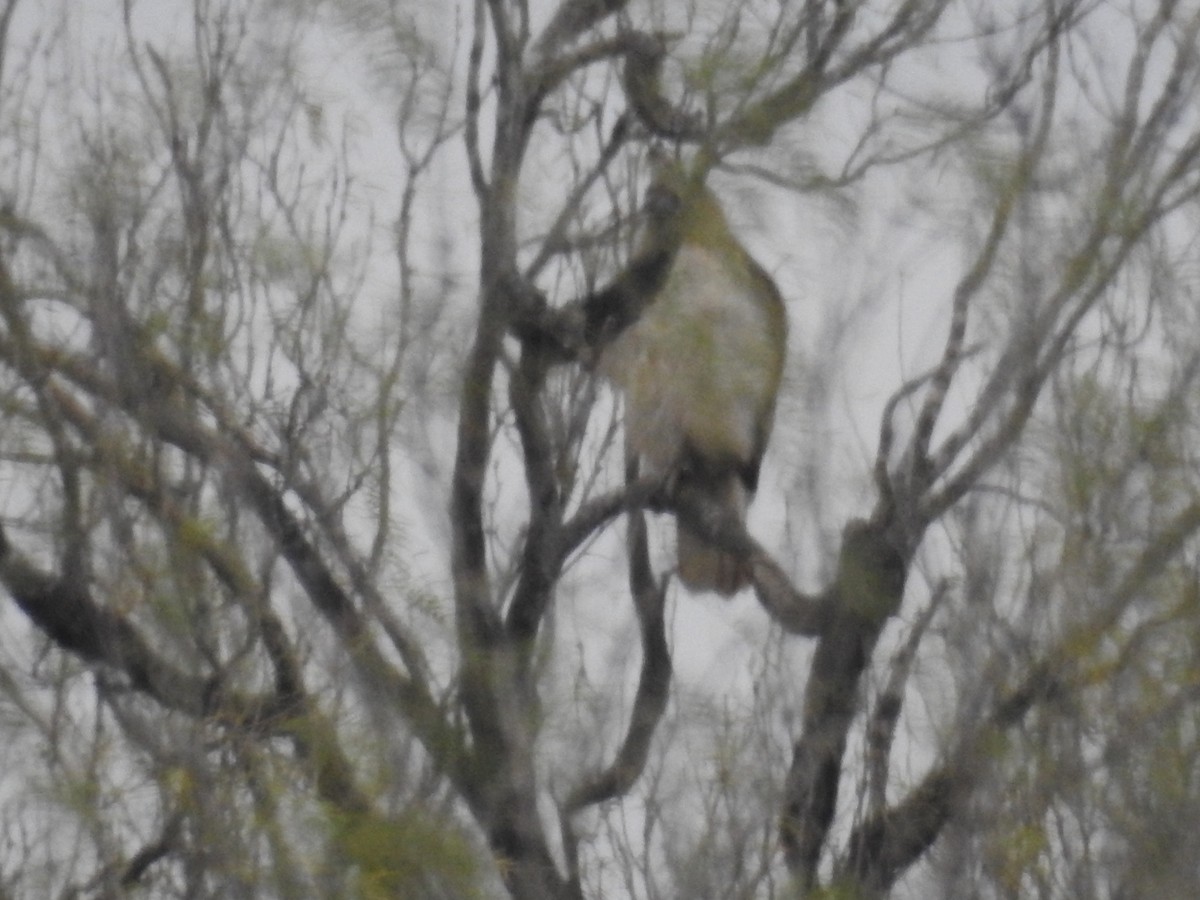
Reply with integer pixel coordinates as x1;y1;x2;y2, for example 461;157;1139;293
3;0;1200;897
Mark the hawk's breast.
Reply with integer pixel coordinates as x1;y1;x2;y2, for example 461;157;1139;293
600;244;780;474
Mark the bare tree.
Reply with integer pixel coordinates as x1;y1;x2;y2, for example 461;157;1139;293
3;0;1200;897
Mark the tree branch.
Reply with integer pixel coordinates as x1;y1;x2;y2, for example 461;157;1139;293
837;494;1200;891
0;322;469;812
779;515;908;886
839;659;1061;894
118;811;184;888
621;31;704;140
563;454;670;815
532;0;629;60
863;582;947;819
897;16;1061;507
556;472;666;563
506;346;565;643
0;522;272;726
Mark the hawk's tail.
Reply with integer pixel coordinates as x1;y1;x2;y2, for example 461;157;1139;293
675;476;750;597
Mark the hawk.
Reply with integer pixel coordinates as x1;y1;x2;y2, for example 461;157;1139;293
598;160;787;596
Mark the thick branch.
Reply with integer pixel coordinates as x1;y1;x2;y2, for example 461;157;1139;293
532;0;629;59
563;467;670;814
562;458;668;900
780;516;908;886
506;347;565;643
781;609;874;886
839;660;1060;894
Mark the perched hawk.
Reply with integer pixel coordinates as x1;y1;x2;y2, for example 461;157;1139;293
599;161;787;596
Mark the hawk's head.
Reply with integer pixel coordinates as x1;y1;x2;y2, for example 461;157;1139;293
640;154;732;255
